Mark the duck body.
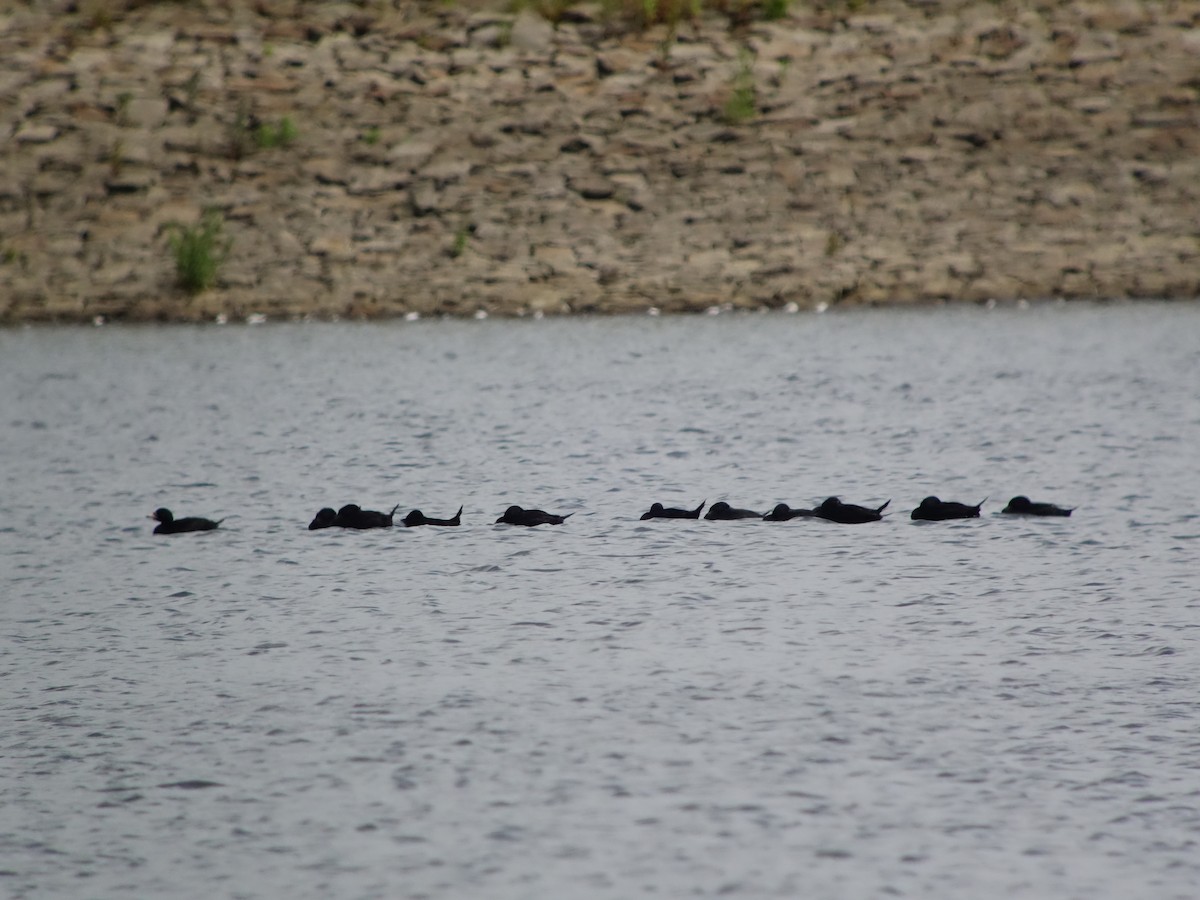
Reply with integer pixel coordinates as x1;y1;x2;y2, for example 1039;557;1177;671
813;497;889;524
640;501;705;520
1002;496;1073;517
910;496;984;521
763;503;816;522
334;503;399;529
495;505;572;526
403;506;463;527
151;508;223;535
704;501;762;520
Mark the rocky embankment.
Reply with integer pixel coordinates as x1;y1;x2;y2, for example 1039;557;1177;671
1;0;1198;323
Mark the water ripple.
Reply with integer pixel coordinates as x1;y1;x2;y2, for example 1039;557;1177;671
2;305;1200;899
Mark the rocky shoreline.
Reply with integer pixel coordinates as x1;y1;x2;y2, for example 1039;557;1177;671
2;0;1198;324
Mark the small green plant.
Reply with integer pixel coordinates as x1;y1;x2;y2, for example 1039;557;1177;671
496;19;514;48
597;0;696;31
256;115;298;149
722;50;757;124
762;0;789;20
362;126;381;145
825;230;844;257
167;210;230;295
449;224;470;259
228;106;298;158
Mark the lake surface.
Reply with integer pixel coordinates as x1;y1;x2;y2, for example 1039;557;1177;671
2;302;1199;899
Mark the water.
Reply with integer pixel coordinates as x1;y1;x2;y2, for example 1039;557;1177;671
2;302;1199;899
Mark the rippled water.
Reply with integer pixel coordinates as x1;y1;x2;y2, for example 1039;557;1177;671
3;302;1199;899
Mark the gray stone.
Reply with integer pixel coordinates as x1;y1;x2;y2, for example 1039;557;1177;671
15;124;58;143
390;141;436;170
509;11;554;53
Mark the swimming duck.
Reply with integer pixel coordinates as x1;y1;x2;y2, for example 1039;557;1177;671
640;501;705;520
334;503;399;529
1001;496;1073;517
403;506;463;527
704;501;762;520
495;505;572;526
150;507;223;535
762;503;816;522
910;496;985;521
813;497;889;524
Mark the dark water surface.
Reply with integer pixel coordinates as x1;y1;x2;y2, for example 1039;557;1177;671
3;303;1199;899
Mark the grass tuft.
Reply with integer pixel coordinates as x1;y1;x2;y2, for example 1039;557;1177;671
722;49;757;124
227;105;298;159
167;210;230;295
256;115;298;150
762;0;789;20
449;224;471;259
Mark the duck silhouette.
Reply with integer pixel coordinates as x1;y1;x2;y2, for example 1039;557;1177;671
762;503;816;522
1001;496;1073;517
495;505;572;526
640;501;705;520
910;496;985;521
813;497;889;524
150;507;223;535
403;506;463;527
704;501;762;520
334;503;399;529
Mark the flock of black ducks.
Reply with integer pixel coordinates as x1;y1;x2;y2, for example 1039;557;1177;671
149;496;1072;534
